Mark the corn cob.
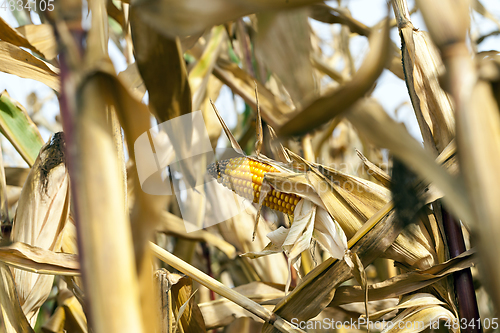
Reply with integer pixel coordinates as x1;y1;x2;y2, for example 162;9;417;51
208;157;300;215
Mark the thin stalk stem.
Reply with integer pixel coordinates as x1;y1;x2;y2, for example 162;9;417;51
442;208;482;333
150;242;305;333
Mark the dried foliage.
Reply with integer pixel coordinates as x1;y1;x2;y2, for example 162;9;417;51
0;0;498;332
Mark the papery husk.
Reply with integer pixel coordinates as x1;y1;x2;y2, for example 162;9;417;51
10;133;70;326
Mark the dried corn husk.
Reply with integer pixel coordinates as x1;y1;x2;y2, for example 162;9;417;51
10;133;69;326
0;262;34;333
393;0;455;154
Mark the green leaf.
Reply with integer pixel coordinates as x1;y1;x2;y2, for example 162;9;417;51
0;91;44;167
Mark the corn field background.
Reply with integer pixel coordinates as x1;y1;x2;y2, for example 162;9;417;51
0;0;499;332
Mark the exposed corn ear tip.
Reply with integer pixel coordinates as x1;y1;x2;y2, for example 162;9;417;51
10;132;70;325
207;156;301;216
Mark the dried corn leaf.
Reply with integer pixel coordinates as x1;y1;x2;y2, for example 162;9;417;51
15;24;57;60
0;263;34;333
473;0;500;30
278;17;390;136
157;211;236;259
173;290;199;333
0;242;78;275
0;41;59;91
199;282;284;329
306;171;364;237
213;202;289;284
0;143;7;223
85;0;109;67
170;275;206;333
213;59;293;129
133;0;326;38
0;17;47;58
200;76;223;148
189;25;226;111
263;150;436;269
41;289;87;333
346;98;473;227
310;4;370;36
210;99;245;156
256;8;315;107
356;149;391;187
150;243;303;332
416;0;470;48
5;167;30;187
329;249;474;306
381;305;457;333
0;91;44;167
262;203;405;333
117;63;147;101
310;4;405;80
368;293;444;320
130;10;191;121
130;10;197;192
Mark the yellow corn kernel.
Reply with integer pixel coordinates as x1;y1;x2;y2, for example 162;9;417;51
208;157;301;215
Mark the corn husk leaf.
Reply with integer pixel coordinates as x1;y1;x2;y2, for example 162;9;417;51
394;0;455;154
11;132;69;325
